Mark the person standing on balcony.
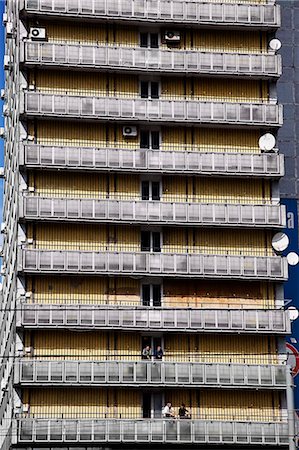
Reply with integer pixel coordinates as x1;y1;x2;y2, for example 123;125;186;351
154;345;164;360
142;345;152;360
162;402;175;418
178;403;190;419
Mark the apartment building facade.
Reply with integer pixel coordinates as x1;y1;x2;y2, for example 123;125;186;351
0;1;295;450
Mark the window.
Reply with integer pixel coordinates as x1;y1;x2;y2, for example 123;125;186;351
140;32;159;48
141;180;161;200
140;130;160;149
140;81;160;99
142;284;162;306
141;231;161;252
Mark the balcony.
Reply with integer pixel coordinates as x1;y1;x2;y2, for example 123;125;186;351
19;195;287;229
21;0;281;29
21;144;285;178
17;303;291;334
18;248;288;280
23;41;282;79
15;359;288;389
22;92;283;127
14;418;288;446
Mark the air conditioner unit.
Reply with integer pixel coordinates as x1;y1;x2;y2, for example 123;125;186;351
28;84;35;91
0;89;6;100
165;31;181;43
22;404;29;413
0;128;6;138
3;104;9;116
1;380;6;391
24;347;33;354
122;126;138;137
29;27;47;41
2;13;8;24
0;167;4;178
1;223;7;233
6;22;13;37
27;135;35;141
1;265;6;275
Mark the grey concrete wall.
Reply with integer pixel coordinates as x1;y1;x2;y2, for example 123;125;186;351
277;1;299;198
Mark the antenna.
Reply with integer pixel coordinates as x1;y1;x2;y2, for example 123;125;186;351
287;252;299;266
271;232;289;253
258;133;276;152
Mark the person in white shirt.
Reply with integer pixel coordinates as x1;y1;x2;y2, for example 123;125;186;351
162;402;175;418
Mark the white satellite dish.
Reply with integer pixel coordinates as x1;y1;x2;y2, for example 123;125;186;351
288;307;299;321
272;232;289;253
287;252;299;266
259;133;276;151
269;39;282;51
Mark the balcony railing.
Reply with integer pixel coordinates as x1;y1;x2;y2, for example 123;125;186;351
20;195;286;228
15;359;288;389
22;92;283;127
21;144;285;178
18;248;288;280
17;303;291;334
22;0;281;29
23;42;282;78
14;418;288;446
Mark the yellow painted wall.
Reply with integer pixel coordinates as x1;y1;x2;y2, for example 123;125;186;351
26;276;275;309
31;70;268;102
31;121;261;153
25;330;278;365
23;388;141;419
165;335;277;364
28;224;273;256
30;171;271;204
163;280;275;309
40;22;267;53
27;276;140;305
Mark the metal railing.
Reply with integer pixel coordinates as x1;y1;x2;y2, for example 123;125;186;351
15;359;288;388
17;303;291;334
23;92;283;127
21;144;285;178
18;248;288;280
15;418;288;445
20;195;286;228
22;0;281;28
23;41;282;78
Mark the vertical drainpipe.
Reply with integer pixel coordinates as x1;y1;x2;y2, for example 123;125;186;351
286;365;296;450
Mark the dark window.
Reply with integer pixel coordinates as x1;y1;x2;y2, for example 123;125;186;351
141;231;151;251
142;181;150;200
142;285;151;306
151;82;159;99
152;182;160;200
140;130;150;149
152;232;161;252
140;33;148;48
151;131;160;149
150;33;159;48
152;284;161;306
143;393;151;418
141;81;149;99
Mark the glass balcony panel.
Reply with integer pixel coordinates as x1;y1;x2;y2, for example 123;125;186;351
226;53;237;71
226;103;237;121
162;310;175;328
25;197;38;216
94;420;106;440
206;364;217;384
52;307;64;325
239;55;250;72
108;310;120;326
152;420;163;441
260;366;272;385
215;255;228;275
50;361;63;381
190;310;202;328
219;365;231;384
108;47;120;66
40;0;53;12
36;361;49;381
136;253;147;271
160;51;172;69
123;362;135;382
165;420;178;441
211;4;223;21
161;203;173;221
37;198;51;217
67;0;79;13
122;310;134;327
135;362;146;382
186;52;197;70
26;93;39;113
177;364;189;383
250;423;263;443
108;362;120;382
108;421;121;441
213;103;225;120
252;105;263;123
176;254;188;273
214;153;225;171
79;422;92;441
272;311;285;331
36;421;49;441
36;306;50;324
65;362;78;382
49;421;63;441
68;96;80;115
52;198;66;218
235;422;249;443
218;310;229;328
258;311;270;330
165;363;176;382
227;154;239;172
224;5;236;22
212;54;224;71
174;203;188;222
79;362;92;382
274;366;286;385
231;311;243;329
65;420;78;441
149;253;162;272
176;310;188;328
187;153;199;170
244;311;257;329
94;47;107;66
66;252;79;271
214;204;226;223
202;204;214;223
250;5;262;23
237;5;250;22
21;361;34;381
264;423;277;443
20;420;33;441
179;421;192;442
222;422;234;443
81;46;94;65
193;421;206;442
247;365;259;385
136;310;148;327
148;202;160;221
256;257;268;276
191;364;203;383
233;365;246;384
108;253;121;272
150;363;162;382
94;362;105;382
134;0;146;17
264;6;275;24
123;422;136;441
94;201;106;220
226;205;239;224
23;306;36;325
149;310;161;327
200;53;212;71
203;310;216;328
108;201;120;220
80;309;93;325
207;422;221;442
